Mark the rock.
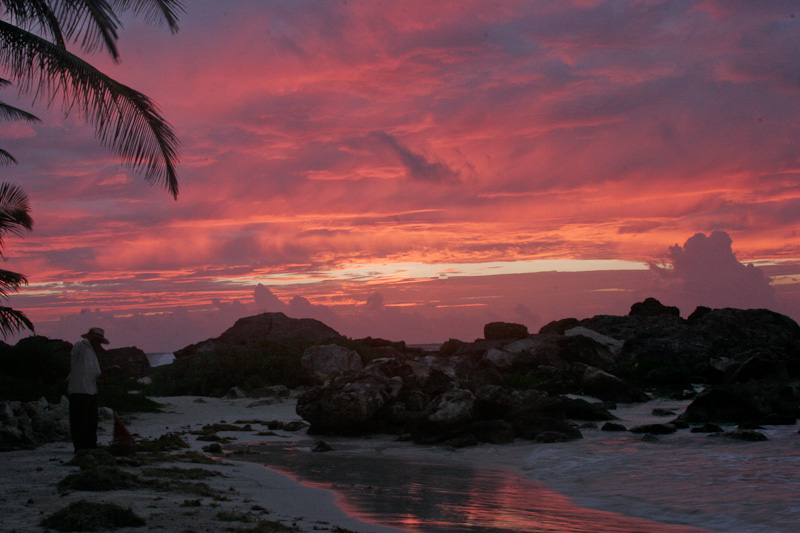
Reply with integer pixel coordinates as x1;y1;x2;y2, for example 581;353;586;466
711;430;768;442
727;352;788;383
469;420;516;444
302;344;362;382
103;346;151;378
539;318;580;335
249;385;291;398
506;409;582;442
223;386;247;399
678;387;763;424
564;327;624;356
484;322;528;341
690;423;724;433
534;431;574;443
580;366;650;403
652;408;676;417
443;434;480;448
629;423;677;435
484;348;515;369
629;297;680;317
247;398;281;407
472;385;515;420
0;402;14;424
0;398;71;451
283;421;308;432
426;389;475;426
560;397;616;421
296;374;389;434
175;312;342;358
601;422;627;431
311;440;333;452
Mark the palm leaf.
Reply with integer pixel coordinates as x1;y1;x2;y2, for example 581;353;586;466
0;305;34;336
0;267;27;298
0;182;32;254
0;99;40;122
111;0;183;32
1;0;68;48
0;20;180;197
0;149;18;164
51;0;122;59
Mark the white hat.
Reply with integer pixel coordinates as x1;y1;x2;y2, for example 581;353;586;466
81;327;110;344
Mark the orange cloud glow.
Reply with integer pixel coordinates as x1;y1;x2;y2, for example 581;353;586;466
2;1;800;350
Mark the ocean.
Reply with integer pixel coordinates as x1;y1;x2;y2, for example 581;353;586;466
243;396;800;532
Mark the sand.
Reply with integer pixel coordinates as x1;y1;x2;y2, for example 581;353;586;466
0;395;407;533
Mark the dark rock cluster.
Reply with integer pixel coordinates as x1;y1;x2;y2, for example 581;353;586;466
295;298;800;445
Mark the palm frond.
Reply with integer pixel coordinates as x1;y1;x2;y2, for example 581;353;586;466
0;99;40;122
0;305;34;337
0;267;28;298
1;0;68;48
111;0;183;32
0;20;180;197
0;149;18;165
0;182;32;254
52;0;122;60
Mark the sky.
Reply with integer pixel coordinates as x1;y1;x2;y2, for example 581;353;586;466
1;0;800;352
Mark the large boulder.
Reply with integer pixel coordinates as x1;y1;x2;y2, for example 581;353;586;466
175;312;342;358
301;344;362;382
484;322;528;341
424;388;475;426
103;346;151;378
678;382;799;425
629;297;681;317
295;373;389;434
580;365;649;403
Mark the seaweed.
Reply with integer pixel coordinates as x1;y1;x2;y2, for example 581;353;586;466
216;510;253;522
40;500;145;531
57;467;139;493
236;519;302;532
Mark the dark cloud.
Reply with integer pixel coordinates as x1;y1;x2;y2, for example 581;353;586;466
371;132;460;183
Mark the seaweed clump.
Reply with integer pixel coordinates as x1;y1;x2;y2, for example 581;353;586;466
57;467;138;493
40;500;145;531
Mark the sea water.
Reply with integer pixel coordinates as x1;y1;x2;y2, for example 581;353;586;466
245;397;800;532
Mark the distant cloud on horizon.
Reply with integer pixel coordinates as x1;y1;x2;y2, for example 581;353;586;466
651;231;776;312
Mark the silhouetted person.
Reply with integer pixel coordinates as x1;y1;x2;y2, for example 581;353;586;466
68;327;108;452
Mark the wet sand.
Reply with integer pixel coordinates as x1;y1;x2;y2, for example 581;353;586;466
241;436;709;533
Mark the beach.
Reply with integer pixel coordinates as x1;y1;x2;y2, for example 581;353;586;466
0;395;405;533
4;393;799;532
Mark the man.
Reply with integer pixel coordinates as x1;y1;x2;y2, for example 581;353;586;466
67;327;109;452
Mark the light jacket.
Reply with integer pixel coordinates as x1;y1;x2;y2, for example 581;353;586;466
67;339;102;395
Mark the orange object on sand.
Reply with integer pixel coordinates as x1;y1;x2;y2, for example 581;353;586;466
113;413;135;446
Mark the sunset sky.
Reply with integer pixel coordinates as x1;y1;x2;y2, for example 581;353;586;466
2;0;800;352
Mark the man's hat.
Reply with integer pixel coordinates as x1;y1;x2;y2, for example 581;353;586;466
81;327;109;344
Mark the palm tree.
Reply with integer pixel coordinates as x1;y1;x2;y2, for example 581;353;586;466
0;77;36;335
0;182;33;336
0;0;184;197
0;1;184;336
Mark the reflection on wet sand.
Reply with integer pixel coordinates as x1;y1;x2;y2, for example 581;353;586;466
243;441;708;533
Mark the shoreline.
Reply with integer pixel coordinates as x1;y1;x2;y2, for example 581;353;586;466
0;396;407;533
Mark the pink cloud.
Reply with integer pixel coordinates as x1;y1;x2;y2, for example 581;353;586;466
2;1;800;349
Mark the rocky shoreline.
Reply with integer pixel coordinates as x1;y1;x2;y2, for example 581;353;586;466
3;297;800;452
